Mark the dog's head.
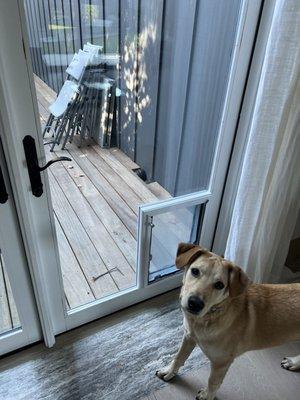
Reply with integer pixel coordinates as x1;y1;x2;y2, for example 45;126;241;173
176;243;250;317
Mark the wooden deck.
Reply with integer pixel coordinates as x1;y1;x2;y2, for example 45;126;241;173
35;75;172;310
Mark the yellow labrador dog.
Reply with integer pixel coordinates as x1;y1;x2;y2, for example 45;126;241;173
156;243;300;400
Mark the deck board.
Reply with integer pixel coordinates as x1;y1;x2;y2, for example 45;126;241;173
79;143;143;213
45;146;136;288
54;216;96;309
109;147;140;170
66;144;138;238
53;146;138;267
147;182;171;200
34;74;181;310
63;163;137;273
34;74;57;100
71;142;141;218
93;145;157;204
48;171;119;299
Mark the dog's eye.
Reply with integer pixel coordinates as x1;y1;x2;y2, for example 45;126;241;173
214;281;224;290
191;268;200;277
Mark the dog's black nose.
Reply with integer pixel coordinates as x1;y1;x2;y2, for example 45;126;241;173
187;296;204;314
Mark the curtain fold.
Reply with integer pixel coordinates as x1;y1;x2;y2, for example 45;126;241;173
225;0;300;282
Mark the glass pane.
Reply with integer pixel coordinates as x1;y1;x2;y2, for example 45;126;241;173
0;251;21;335
148;204;205;282
22;0;241;310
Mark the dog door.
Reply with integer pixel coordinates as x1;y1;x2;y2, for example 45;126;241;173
137;192;209;285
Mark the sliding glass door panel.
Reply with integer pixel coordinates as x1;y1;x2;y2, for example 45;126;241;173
0;0;261;340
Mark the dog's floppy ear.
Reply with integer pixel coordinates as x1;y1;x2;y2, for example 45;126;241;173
225;262;250;297
175;242;207;269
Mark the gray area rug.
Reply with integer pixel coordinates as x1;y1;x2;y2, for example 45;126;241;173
0;297;208;400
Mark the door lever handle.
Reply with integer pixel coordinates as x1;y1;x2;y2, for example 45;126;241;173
38;157;72;172
0;164;8;204
23;135;71;197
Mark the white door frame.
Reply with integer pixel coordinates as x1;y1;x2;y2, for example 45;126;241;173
0;0;262;345
0;0;65;346
0;136;41;356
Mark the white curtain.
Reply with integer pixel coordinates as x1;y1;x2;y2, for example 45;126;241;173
225;0;300;283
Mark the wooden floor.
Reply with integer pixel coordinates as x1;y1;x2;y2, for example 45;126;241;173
35;75;172;310
144;343;300;400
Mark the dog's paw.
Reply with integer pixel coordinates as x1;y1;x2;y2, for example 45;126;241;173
196;388;215;400
155;366;176;382
281;356;300;371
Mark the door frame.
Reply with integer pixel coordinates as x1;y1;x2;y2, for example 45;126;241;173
0;0;65;346
0;0;262;345
0;136;41;355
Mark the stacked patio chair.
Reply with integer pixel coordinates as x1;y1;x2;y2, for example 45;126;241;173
43;79;79;151
43;49;90;150
43;42;120;151
60;67;100;149
43;44;101;151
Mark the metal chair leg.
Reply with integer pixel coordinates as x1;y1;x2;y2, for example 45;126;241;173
50;112;69;151
42;114;54;138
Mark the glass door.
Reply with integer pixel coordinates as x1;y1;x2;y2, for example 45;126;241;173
0;141;40;356
0;0;261;341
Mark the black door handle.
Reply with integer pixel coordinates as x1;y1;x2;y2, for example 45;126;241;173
23;135;71;197
0;164;8;204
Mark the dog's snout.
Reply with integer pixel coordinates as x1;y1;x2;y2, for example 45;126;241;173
187;295;205;314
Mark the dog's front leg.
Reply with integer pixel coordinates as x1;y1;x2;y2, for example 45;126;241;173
156;334;196;381
281;354;300;371
196;359;232;400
